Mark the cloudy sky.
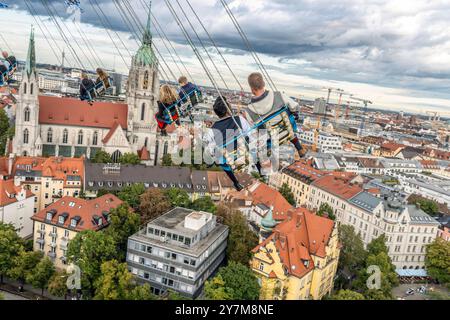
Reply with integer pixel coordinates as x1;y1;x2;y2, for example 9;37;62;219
1;0;450;115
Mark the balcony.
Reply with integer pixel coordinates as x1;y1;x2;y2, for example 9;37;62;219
37;229;45;234
48;231;57;237
36;238;45;245
49;242;57;248
47;252;57;259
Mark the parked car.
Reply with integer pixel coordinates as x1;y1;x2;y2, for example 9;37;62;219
406;288;415;295
418;286;426;294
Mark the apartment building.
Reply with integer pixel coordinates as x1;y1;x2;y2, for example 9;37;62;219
0;179;36;238
12;156;84;212
31;194;122;269
308;175;439;270
127;207;229;298
251;208;340;300
299;130;343;153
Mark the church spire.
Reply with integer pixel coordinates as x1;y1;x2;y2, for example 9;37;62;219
142;0;152;45
25;26;36;76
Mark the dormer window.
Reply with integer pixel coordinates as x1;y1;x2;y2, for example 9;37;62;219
69;202;75;207
70;219;77;228
46;212;53;220
58;216;65;224
98;218;103;226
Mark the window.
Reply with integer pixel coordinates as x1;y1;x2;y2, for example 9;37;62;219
141;103;146;121
77;130;83;145
31;83;34;95
46;212;53;220
92;131;98;145
143;71;149;90
47;128;53;143
70;219;77;227
23;129;29;144
23;83;27;94
63;129;68;144
58;216;64;224
64;230;69;238
24;107;30;122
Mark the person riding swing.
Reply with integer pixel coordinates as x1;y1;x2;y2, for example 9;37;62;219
156;85;182;136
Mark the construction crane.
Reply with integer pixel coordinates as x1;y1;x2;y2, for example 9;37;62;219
350;96;373;135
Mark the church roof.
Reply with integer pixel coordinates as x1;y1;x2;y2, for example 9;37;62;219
38;96;128;129
102;121;122;144
134;1;157;67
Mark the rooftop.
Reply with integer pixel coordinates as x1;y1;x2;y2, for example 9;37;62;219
349;191;382;213
312;175;362;200
31;194;123;231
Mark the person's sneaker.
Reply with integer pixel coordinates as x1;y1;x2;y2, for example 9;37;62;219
298;148;307;158
234;183;244;192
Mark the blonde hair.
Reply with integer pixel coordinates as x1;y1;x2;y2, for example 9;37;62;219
159;85;178;104
248;72;265;91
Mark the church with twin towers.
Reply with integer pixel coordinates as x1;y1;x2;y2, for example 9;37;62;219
13;5;177;165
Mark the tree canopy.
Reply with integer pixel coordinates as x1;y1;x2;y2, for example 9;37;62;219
91;150;112;164
26;257;55;295
425;238;450;285
8;250;43;288
331;289;365;300
190;196;216;214
139;188;172;223
216;204;258;265
105;204;141;261
0;223;24;284
165;188;191;208
67;231;118;297
117;183;146;209
205;262;260;300
318;203;336;220
119;153;141;165
337;225;367;274
279;183;296;206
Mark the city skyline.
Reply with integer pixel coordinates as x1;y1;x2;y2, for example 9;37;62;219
1;0;450;116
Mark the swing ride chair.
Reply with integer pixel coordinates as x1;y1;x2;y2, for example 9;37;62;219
81;77;113;103
221;105;297;172
65;0;83;12
0;62;17;87
157;88;203;126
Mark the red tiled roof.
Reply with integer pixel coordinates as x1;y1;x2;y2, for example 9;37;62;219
102;121;122;144
312;175;362;200
138;146;150;161
0;179;34;206
381;142;405;151
31;194;123;232
249;182;293;221
284;160;324;182
12;156;84;187
38;96;128;129
254;208;335;279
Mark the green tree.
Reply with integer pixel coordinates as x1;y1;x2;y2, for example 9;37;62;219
117;183;146;209
26;257;55;296
128;284;157;300
425;238;450;285
407;195;441;216
162;154;173;166
212;262;260;300
190;196;216;213
67;231;118;297
0;292;3;300
91;150;111;164
367;234;389;256
0;223;24;284
204;274;234;300
105;204;141;261
165;188;191;208
216;204;258;265
0;108;10;156
119;153;141;165
352;236;398;299
331;289;365;300
139;188;172;223
8;250;43;290
47;271;69;298
279;183;296;206
94;260;134;300
317;203;336;220
338;225;367;274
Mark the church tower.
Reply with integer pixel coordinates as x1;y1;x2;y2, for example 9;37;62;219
126;0;160;161
13;27;42;157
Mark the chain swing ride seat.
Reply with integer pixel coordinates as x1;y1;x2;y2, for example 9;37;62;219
0;62;17;87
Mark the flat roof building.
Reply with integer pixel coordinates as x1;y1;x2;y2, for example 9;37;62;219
127;207;229;298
